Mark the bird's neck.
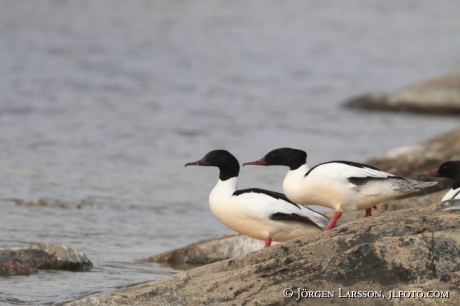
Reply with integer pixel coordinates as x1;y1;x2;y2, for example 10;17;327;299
211;177;238;199
283;163;309;193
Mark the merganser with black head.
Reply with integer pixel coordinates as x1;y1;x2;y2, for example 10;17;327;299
185;150;332;248
244;147;437;230
420;161;460;201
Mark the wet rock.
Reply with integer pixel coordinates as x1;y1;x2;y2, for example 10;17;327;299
0;256;37;276
344;73;460;114
139;232;266;267
0;244;93;274
13;198;84;209
65;196;460;306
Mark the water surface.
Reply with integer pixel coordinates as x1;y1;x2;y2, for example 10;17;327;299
0;0;460;304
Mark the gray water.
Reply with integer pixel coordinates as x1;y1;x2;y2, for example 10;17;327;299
1;0;460;304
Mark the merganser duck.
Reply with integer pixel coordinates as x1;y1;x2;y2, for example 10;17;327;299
244;148;437;230
420;161;460;201
185;150;332;248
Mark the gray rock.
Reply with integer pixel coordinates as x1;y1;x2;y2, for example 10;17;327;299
139;232;270;267
0;256;37;276
344;74;460;114
0;244;93;274
64;194;460;306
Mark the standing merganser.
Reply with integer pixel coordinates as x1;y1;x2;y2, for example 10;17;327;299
185;150;332;248
244;148;437;230
420;161;460;201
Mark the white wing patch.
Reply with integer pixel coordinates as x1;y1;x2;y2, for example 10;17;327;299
313;162;396;180
232;191;330;229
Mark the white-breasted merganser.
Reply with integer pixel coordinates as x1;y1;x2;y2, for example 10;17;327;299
185;150;332;247
420;161;460;201
244;147;436;230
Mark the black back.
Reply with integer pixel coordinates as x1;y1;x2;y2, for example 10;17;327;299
233;188;300;208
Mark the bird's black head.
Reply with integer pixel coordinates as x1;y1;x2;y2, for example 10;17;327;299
243;147;307;170
420;161;460;189
437;161;460;180
185;150;240;181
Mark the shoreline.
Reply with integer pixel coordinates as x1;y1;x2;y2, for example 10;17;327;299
63;125;460;305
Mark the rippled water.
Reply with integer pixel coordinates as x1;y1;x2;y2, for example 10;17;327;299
1;0;460;304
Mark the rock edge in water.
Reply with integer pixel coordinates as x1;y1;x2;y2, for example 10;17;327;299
0;244;93;276
344;73;460;115
139;232;267;267
65;197;460;306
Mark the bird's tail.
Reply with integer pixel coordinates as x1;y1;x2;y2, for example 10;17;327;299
406;179;437;190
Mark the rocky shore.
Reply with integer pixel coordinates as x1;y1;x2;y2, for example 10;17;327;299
64;124;460;305
0;244;92;276
65;194;459;305
343;73;460;114
9;73;460;305
140;127;460;268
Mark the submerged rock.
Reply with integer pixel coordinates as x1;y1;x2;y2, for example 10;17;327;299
0;244;93;275
65;196;460;306
344;73;460;114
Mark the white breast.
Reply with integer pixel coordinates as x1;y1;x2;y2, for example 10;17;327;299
442;187;460;201
209;178;323;241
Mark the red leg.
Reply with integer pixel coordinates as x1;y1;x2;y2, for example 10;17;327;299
264;238;272;248
365;208;372;217
325;211;342;231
